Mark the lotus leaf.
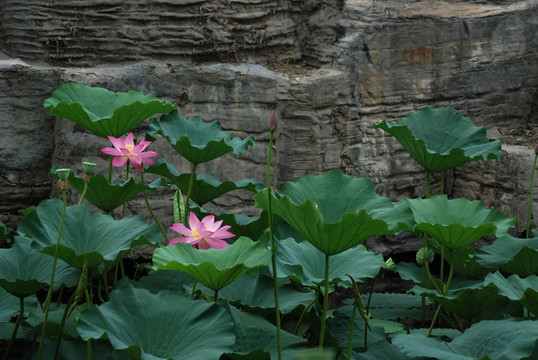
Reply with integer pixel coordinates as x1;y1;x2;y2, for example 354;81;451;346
274;238;384;291
222;302;306;360
207;273;316;315
43;83;176;138
17;199;161;269
255;170;410;255
0;238;79;297
51;165;168;213
475;235;538;277
406;195;514;250
148;110;255;164
146;158;263;205
484;271;538;317
152;236;271;291
411;286;503;323
375;107;502;172
77;285;235;359
393;318;538;360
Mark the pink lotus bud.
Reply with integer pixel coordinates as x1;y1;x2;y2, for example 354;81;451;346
268;111;277;131
534;143;538;154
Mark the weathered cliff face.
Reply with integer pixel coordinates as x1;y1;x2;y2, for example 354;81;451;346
1;0;536;253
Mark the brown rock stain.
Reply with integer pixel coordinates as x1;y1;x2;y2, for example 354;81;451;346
402;47;435;64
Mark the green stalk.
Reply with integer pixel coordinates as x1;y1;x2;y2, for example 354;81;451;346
439;171;445;285
38;190;68;360
107;157;113;184
346;303;357;360
184;163;197;221
526;153;538;238
78;182;89;205
2;297;24;360
427;250;455;337
140;171;169;243
421;171;431;326
122;162;130;217
190;279;198;298
294;290;317;335
266;129;282;360
318;253;330;350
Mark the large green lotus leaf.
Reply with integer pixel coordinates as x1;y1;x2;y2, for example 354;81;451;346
364;293;434;322
0;288;38;324
393;318;538;360
407;195;514;250
77;284;235;360
484;271;538;317
375;107;502;172
274;238;384;291
221;302;306;360
117;270;194;295
326;304;390;354
197;272;315;315
51;165;169;213
254;170;410;255
443;245;495;279
145;158;263;205
148;110;255;164
152;236;271;291
475;234;538;277
0;238;79;297
411;286;502;322
43;83;176;138
17;199;161;269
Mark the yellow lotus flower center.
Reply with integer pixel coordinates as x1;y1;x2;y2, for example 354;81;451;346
192;228;201;239
125;144;134;152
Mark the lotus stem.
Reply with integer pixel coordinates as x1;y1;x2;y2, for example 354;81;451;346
122;162;130;217
427;250;455;337
421;170;431;326
266;127;283;360
526;152;538;238
78;181;89;205
190;279;198;298
54;291;77;359
38;190;68;360
347;302;357;360
107;157;113;184
318;253;330;350
294;289;317;335
2;297;24;360
184;163;197;220
140;171;169;243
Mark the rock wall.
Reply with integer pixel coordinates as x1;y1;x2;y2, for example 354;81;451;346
1;0;537;253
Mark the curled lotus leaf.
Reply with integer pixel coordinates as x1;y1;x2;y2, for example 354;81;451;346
406;195;514;250
152;236;271;292
145;158;263;206
43;83;176;138
484;271;538;317
375;107;501;172
255;169;412;255
77;284;235;359
148;110;255;165
16;199;161;269
51;165;168;213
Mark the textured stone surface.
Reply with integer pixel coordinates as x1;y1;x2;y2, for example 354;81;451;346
0;0;537;255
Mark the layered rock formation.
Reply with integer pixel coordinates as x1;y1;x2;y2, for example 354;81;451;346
1;0;536;253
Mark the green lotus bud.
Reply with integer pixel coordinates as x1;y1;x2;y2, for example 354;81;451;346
416;247;435;266
384;257;396;272
83;161;96;175
56;168;71;181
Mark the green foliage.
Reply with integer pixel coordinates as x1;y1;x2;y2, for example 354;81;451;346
375;107;502;172
152;237;271;291
255;170;411;255
393;318;538;360
52;164;169;212
484;271;538;317
148;109;255;165
77;284;236;359
43;83;176;138
406;195;514;250
146;158;263;206
17;199;161;269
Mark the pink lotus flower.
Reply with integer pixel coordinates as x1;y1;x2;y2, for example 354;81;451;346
169;212;234;249
101;132;158;172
